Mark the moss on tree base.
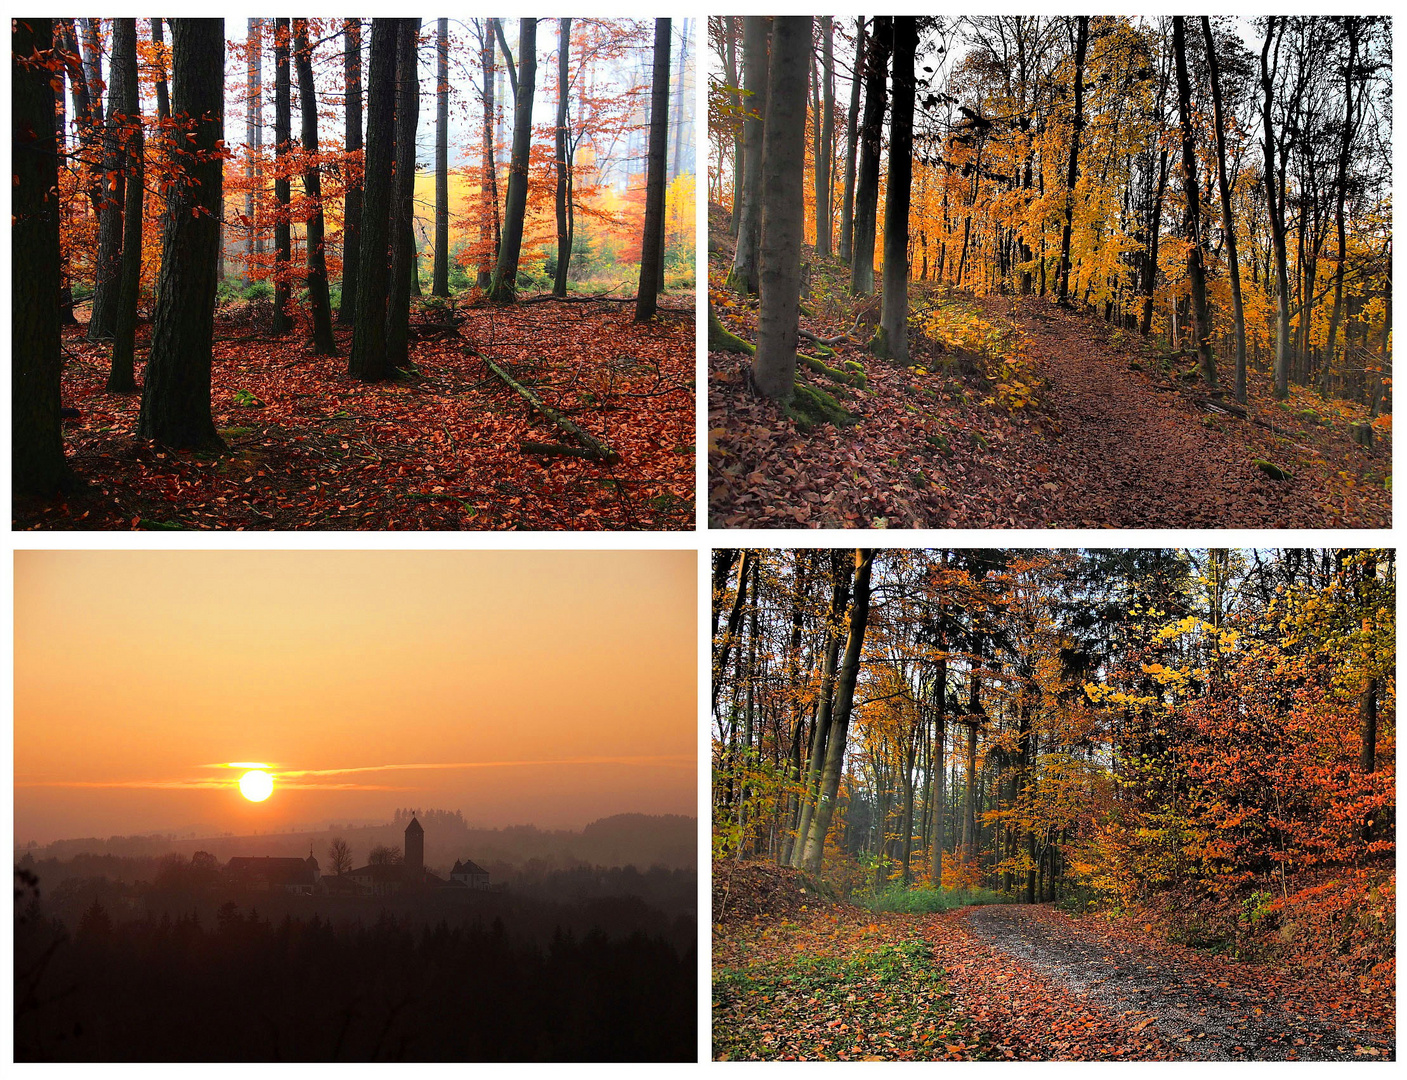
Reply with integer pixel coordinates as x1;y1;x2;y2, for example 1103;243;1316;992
782;381;857;430
708;304;755;355
798;351;867;389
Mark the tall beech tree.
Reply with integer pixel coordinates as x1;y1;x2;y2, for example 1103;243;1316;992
386;18;421;370
137;18;226;450
873;17;916;363
245;19;263;282
815;17;835;258
88;20;134;343
272;19;292;335
432;18;450;297
1056;16;1088;306
728;17;769;295
1172;17;1214;392
108;19;144;392
338;18;362;324
553;18;573;298
1203;17;1246;404
348;18;399;382
489;19;537;303
837;18;865;265
850;17;890;295
13;16;72;495
635;18;671;322
476;19;500;289
752;16;813;401
293;19;336;355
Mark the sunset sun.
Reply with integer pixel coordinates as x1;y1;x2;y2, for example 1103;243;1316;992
238;770;274;802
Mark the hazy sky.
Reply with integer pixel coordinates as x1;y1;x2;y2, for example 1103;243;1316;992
15;550;696;844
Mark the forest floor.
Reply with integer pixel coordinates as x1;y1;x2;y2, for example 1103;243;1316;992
713;875;1395;1062
15;294;695;530
708;207;1390;528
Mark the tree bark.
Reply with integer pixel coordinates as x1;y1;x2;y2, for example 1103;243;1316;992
723;18;743;237
109;19;144;391
1261;18;1292;399
1203;17;1246;403
1057;16;1088;306
386;18;421;370
13;16;73;495
850;17;890;295
294;20;336;355
348;19;399;382
635;19;671;322
728;17;769;295
88;19;128;343
928;653;947;885
432;18;450;297
752;16;812;400
151;18;170;121
1323;19;1360;394
137;18;226;450
671;19;690;181
338;19;362;324
476;20;500;290
490;20;537;302
552;19;573;298
1173;17;1215;391
814;17;835;258
837;19;865;265
272;19;292;334
245;19;263;285
873;17;916;363
802;548;874;873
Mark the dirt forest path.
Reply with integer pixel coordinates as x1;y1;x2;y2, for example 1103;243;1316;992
985;299;1391;528
930;905;1394;1061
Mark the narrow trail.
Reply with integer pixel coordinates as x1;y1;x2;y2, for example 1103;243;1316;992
932;905;1394;1062
991;300;1391;528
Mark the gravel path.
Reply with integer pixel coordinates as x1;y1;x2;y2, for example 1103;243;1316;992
956;905;1394;1061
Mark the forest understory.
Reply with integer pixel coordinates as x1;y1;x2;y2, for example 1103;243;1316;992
15;297;694;531
709;209;1390;529
713;864;1395;1062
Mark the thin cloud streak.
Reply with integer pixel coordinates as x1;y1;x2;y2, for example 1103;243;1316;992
16;780;408;791
277;756;696;777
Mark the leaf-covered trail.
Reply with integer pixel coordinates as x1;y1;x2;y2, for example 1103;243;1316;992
998;300;1390;527
936;904;1394;1061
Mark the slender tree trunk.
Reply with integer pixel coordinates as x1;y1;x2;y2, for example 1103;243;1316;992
1057;16;1088;306
87;21;127;343
386;18;421;369
802;548;874;874
728;17;769;295
814;17;835;258
13;16;73;495
272;19;292;334
723;18;743;237
635;19;671;322
477;20;499;288
432;18;450;297
929;653;947;885
751;16;812;400
137;18;226;451
1140;148;1167;336
1323;19;1359;393
1262;19;1291;399
294;20;336;355
489;19;537;302
850;18;890;295
338;19;363;324
348;19;399;381
1203;17;1246;403
244;19;262;285
873;17;916;362
1173;18;1215;391
671;19;690;181
792;553;849;867
837;19;865;266
109;20;144;391
553;19;573;298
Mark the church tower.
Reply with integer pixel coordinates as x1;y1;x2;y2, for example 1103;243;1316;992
405;815;424;875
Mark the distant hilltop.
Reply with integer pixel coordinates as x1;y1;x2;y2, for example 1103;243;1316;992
18;812;697;872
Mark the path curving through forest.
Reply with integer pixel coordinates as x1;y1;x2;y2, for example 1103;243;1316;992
934;904;1394;1062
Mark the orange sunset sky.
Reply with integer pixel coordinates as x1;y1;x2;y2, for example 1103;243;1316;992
14;550;696;845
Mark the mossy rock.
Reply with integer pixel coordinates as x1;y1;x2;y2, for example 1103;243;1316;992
1296;408;1320;424
1253;458;1292;481
783;381;857;431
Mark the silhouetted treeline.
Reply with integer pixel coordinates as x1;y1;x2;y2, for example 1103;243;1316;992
16;872;694;1061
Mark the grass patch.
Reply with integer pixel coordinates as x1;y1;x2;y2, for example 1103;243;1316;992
860;885;1010;914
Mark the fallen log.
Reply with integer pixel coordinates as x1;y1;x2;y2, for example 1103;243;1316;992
1197;397;1248;419
486;357;621;465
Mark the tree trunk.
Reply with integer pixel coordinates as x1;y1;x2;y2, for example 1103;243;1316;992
802;548;874;874
850;17;890;295
432;18;450;297
136;18;226;451
108;19;144;391
728;17;769;295
837;19;864;266
873;17;915;363
671;19;690;181
1173;18;1215;392
1323;19;1360;394
553;19;573;298
792;552;849;868
1057;16;1088;306
151;18;170;121
12;16;73;495
477;19;499;289
1262;18;1291;399
272;19;292;334
294;20;336;355
386;18;421;369
929;653;947;885
245;19;263;285
635;19;671;322
338;19;362;324
489;19;537;302
87;20;127;343
348;19;399;382
751;16;812;401
1203;17;1246;403
723;18;743;237
814;17;835;258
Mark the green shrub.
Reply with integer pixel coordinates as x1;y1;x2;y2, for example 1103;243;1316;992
860;885;1010;914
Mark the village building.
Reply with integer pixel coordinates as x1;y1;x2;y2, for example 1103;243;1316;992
448;859;491;890
225;853;320;895
340;816;490;897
